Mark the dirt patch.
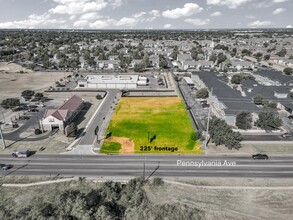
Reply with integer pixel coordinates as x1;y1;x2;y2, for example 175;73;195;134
107;136;135;154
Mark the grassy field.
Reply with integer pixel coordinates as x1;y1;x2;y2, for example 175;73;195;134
101;97;201;154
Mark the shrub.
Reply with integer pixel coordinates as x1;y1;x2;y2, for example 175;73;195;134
35;128;42;135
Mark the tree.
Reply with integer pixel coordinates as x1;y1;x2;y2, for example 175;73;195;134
253;94;264;105
231;74;242;84
236;112;252;130
170;46;178;60
264;54;270;60
217;53;227;64
265;102;277;109
134;63;144;72
209;53;217;62
34;93;44;100
253;52;263;61
277;48;287;57
96;94;103;100
209;117;242;149
21;90;35;100
255;112;282;130
159;55;168;68
283;67;293;75
241;49;252;56
142;52;150;68
196;88;209;99
1;98;20;109
66;122;77;137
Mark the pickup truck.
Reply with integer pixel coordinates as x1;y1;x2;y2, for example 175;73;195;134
12;150;30;158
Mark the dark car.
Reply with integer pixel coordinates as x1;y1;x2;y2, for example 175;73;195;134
288;115;293;119
1;164;13;171
252;154;269;160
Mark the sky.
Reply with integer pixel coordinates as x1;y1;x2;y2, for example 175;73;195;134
0;0;292;29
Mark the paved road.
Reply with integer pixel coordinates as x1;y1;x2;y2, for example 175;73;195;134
242;134;293;141
1;154;293;178
77;90;119;146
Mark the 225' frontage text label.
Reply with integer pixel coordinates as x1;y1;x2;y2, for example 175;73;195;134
140;146;179;152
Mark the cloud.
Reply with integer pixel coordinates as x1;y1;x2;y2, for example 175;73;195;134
247;20;272;28
273;0;288;3
273;8;286;14
162;3;203;19
286;25;292;28
132;12;147;19
206;0;251;9
79;12;102;20
109;0;123;8
89;19;115;28
116;17;138;27
49;0;108;15
185;18;210;26
245;15;255;19
149;10;160;17
210;11;222;17
0;13;66;29
163;24;172;29
73;19;89;27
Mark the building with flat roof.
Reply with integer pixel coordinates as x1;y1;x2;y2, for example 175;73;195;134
77;75;139;89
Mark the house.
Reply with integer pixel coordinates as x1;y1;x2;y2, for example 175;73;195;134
183;60;214;71
96;60;119;69
177;54;192;64
41;95;84;132
192;72;259;125
230;61;254;71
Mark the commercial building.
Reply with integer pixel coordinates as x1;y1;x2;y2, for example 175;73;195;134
41;95;84;131
77;75;139;89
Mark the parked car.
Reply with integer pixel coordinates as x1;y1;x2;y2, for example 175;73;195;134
281;133;292;138
1;164;13;171
252;154;269;160
28;108;39;112
288;115;293;119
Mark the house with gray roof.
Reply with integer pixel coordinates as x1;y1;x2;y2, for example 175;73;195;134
192;72;259;125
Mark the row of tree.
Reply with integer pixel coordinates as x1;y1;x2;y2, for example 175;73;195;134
236;111;282;130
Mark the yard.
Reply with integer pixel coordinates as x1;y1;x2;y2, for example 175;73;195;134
101;97;201;154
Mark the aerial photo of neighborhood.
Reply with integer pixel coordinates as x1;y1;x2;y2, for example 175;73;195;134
0;0;293;219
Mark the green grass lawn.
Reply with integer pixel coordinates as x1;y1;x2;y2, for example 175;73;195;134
101;97;201;154
100;142;121;154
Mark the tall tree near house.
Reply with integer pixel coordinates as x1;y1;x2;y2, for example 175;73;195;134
231;74;242;84
255;112;282;130
196;88;209;99
236;112;252;130
277;48;287;57
209;117;242;149
283;67;293;75
142;52;150;68
217;53;227;64
1;98;20;109
21;90;35;100
66;122;77;137
253;94;264;105
170;46;179;60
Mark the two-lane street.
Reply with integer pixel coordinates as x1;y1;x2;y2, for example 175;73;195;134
1;154;293;178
